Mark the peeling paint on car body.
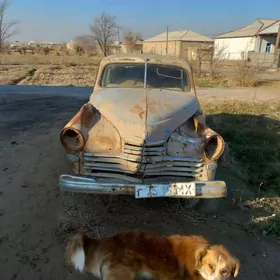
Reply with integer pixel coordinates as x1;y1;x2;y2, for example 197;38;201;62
89;88;199;142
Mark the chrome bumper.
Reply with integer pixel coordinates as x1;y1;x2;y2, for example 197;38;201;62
58;174;227;199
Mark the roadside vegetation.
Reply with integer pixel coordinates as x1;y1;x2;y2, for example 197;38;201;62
201;100;280;236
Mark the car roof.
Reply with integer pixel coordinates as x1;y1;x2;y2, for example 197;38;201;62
100;53;192;71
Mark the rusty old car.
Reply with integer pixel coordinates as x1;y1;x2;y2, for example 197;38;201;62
58;53;227;204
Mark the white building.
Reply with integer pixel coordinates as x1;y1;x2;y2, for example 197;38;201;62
214;19;280;60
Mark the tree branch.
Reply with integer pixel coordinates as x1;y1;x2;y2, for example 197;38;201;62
0;0;19;49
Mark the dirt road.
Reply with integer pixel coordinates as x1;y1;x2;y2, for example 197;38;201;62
0;86;279;280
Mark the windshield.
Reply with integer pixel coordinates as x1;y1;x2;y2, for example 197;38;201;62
100;63;190;92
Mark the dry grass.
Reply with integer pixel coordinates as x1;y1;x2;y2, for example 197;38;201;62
24;65;98;86
195;76;229;88
0;53;101;86
201;100;280;235
1;53;280;88
196;75;280;88
0;65;34;84
0;53;102;65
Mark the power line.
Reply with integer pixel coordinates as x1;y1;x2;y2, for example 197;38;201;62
274;23;280;59
165;25;168;55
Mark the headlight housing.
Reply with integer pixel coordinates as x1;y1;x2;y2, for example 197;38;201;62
60;127;85;152
203;132;225;161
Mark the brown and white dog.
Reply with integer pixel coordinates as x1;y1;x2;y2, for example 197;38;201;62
65;230;241;280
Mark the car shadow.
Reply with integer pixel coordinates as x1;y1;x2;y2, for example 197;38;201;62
203;112;280;236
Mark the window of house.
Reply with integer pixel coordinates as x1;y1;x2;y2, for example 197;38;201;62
265;43;272;53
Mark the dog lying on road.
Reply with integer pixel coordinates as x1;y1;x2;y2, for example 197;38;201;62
66;230;241;280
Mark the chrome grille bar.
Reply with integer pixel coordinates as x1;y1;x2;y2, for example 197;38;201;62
83;141;204;182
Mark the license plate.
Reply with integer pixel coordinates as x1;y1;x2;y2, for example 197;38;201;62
172;182;196;197
135;183;197;198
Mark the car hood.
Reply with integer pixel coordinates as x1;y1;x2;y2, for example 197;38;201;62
90;88;199;143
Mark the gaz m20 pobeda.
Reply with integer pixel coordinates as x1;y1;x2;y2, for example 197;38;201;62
58;54;227;203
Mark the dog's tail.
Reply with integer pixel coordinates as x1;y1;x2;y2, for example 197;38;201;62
65;232;97;273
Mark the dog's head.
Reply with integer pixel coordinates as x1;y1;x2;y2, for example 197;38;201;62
195;244;241;280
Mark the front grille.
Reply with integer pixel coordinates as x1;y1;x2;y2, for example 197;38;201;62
83;140;204;183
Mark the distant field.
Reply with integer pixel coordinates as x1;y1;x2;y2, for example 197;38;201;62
0;53;102;65
1;53;280;87
0;54;101;86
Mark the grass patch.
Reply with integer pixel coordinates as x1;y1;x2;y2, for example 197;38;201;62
195;75;280;88
201;100;280;235
195;76;229;88
27;68;36;77
202;100;280;193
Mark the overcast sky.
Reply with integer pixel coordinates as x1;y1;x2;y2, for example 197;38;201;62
5;0;280;43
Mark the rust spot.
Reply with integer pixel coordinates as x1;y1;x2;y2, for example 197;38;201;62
65;103;94;129
148;99;172;115
201;126;225;161
81;103;93;128
193;118;199;132
96;135;115;148
60;128;85;153
123;187;134;195
154;59;163;63
147;99;157;114
67;107;83;127
130;105;145;119
119;58;136;62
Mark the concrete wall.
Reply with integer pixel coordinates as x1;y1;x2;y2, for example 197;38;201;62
143;41;181;56
214;36;256;59
258;35;277;53
248;51;280;68
180;41;214;61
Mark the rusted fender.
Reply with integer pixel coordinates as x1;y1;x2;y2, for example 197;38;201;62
63;102;93;131
60;103;95;152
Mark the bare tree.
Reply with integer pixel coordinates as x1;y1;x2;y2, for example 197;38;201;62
90;12;117;56
73;35;97;56
0;0;18;50
209;44;228;78
123;30;142;53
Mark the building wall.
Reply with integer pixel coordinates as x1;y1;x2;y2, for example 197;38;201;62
258;35;277;53
143;40;213;60
121;44;143;54
180;41;214;61
214;36;256;59
143;41;181;56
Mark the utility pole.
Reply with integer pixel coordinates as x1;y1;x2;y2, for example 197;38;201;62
117;27;120;42
166;25;169;55
274;21;280;63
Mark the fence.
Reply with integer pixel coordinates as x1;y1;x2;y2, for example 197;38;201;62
248;51;280;68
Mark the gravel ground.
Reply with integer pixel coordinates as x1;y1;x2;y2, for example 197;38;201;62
0;86;279;280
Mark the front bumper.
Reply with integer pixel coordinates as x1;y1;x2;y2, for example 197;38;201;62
58;174;227;199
